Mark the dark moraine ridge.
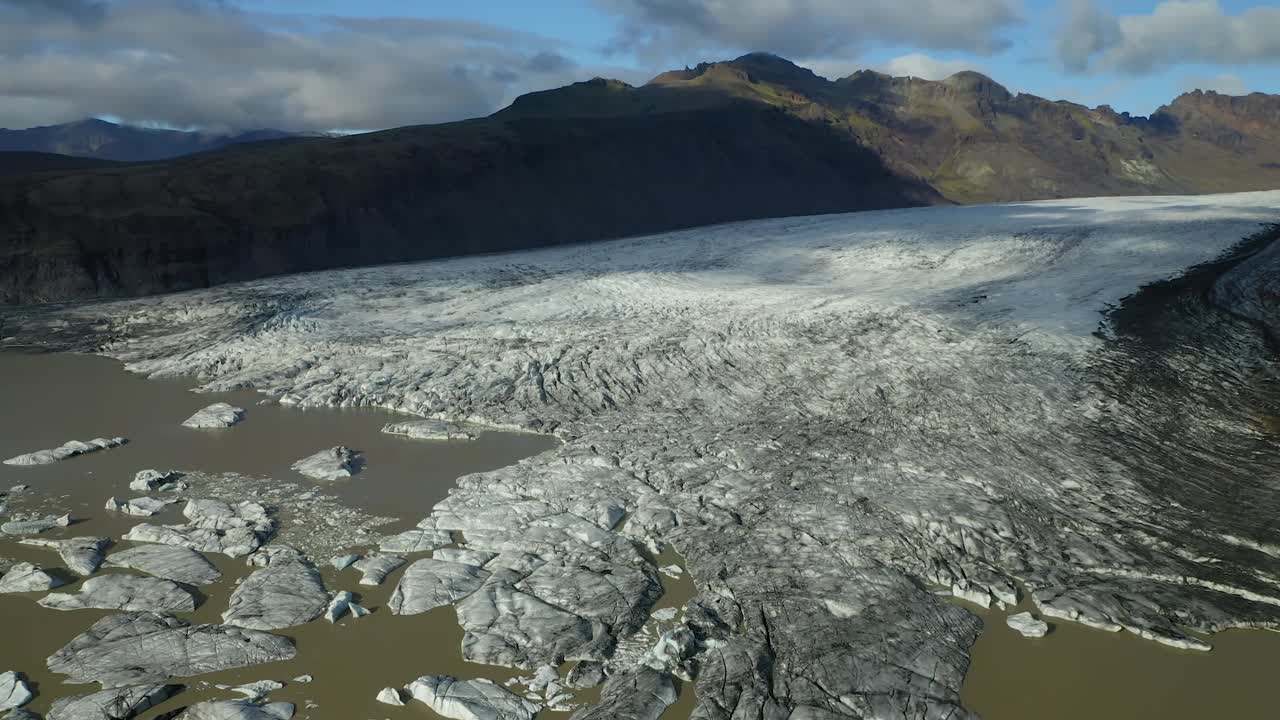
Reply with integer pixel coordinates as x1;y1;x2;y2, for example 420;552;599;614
1090;223;1280;605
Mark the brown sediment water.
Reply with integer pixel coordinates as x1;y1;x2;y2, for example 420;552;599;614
958;596;1280;719
0;352;557;525
1;350;619;718
652;547;699;720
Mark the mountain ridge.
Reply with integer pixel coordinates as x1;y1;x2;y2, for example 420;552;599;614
498;53;1280;203
0;53;1277;305
0;117;329;162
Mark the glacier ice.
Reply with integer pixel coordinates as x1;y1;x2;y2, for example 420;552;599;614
5;192;1280;717
3;437;126;466
182;402;246;429
290;446;361;481
47;612;295;687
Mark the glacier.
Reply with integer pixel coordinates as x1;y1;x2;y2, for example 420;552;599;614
4;191;1280;718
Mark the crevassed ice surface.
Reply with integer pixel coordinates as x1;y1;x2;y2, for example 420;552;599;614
12;191;1280;719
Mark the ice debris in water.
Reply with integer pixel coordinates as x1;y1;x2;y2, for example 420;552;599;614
0;672;32;712
329;554;360;570
105;496;175;517
182;402;246;429
0;562;65;593
47;612;296;686
123;498;275;558
1;513;71;536
1006;612;1050;638
105;544;222;585
223;548;328;630
382;419;477;441
404;675;539;720
39;574;196;613
3;437;126;466
19;536;108;576
46;683;180;720
324;590;370;623
181;700;295;720
290;446;361;481
130;469;186;493
351;554;404;586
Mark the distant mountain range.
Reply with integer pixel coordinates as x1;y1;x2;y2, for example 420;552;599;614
2;53;1279;305
0;118;326;163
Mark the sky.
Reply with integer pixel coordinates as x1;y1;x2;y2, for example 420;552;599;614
1;0;1278;132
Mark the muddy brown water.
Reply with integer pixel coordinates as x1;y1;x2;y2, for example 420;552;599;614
958;595;1280;719
18;352;1280;718
0;351;694;718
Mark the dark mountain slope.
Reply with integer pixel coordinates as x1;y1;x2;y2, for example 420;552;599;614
1;53;1278;305
502;54;1280;203
0;105;936;304
0;152;130;176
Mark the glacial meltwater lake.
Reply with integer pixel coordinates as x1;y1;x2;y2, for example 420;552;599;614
959;596;1280;719
1;350;1278;719
0;351;578;718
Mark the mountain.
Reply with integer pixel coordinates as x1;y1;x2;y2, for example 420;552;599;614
0;118;326;162
1;53;1278;305
500;54;1280;203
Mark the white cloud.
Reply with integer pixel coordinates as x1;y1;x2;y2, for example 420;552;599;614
595;0;1023;63
877;54;982;80
0;0;596;131
1056;0;1122;73
1057;0;1280;73
1180;73;1248;96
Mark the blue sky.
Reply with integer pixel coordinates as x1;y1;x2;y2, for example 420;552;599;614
243;0;1280;115
2;1;1278;131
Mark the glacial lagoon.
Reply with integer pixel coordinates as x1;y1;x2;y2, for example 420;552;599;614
6;352;1280;719
6;193;1280;718
0;351;629;719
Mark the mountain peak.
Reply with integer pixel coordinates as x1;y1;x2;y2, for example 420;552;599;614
69;117;118;128
942;70;1008;98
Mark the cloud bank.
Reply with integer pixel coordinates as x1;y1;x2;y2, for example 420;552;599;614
595;0;1023;62
0;0;589;131
1058;0;1280;74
